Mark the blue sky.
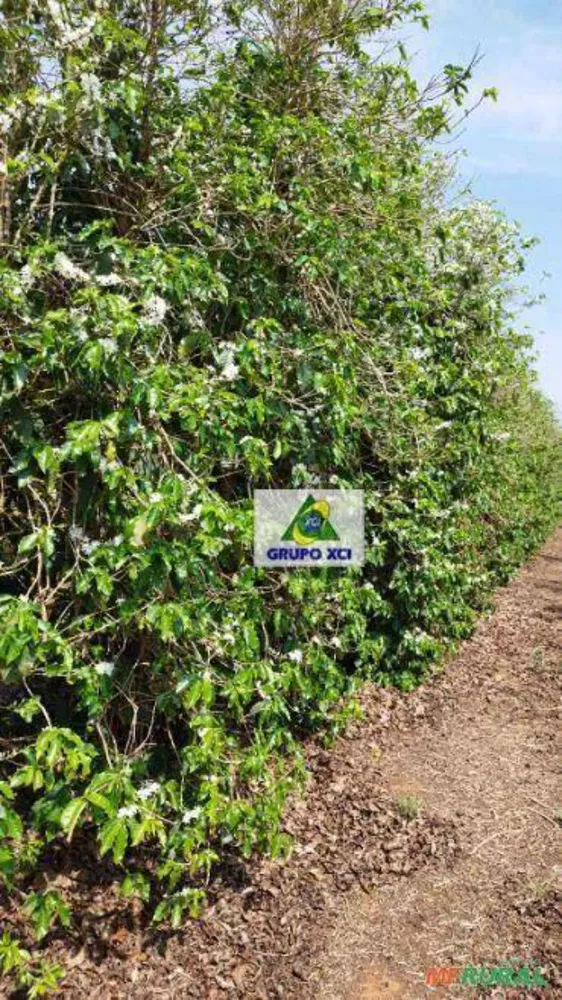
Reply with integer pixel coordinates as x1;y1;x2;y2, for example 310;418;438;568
404;0;562;414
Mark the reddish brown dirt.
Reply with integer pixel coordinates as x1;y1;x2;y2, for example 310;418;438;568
317;530;562;999
2;530;561;999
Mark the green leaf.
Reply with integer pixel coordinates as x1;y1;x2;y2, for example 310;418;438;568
120;872;151;902
60;798;88;841
99;817;129;864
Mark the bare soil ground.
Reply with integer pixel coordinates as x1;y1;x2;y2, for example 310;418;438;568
2;530;561;999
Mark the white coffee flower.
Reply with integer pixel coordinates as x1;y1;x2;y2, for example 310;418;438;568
288;649;303;663
60;16;96;48
83;539;101;555
221;357;239;382
97;273;122;287
99;337;118;355
54;252;89;283
178;504;202;524
20;265;35;289
143;295;168;325
95;661;114;677
80;72;102;103
216;342;241;382
44;0;64;29
91;130;116;161
188;309;205;330
182;807;203;824
137;781;161;800
117;805;138;819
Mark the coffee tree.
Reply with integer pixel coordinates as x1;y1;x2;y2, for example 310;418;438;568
0;1;560;992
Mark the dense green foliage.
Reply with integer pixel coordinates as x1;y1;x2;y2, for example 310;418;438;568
0;0;560;983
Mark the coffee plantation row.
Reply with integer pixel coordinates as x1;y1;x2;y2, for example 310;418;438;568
0;1;560;993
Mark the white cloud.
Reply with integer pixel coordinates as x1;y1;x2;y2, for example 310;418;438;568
467;147;562;178
477;32;562;142
410;4;562;144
